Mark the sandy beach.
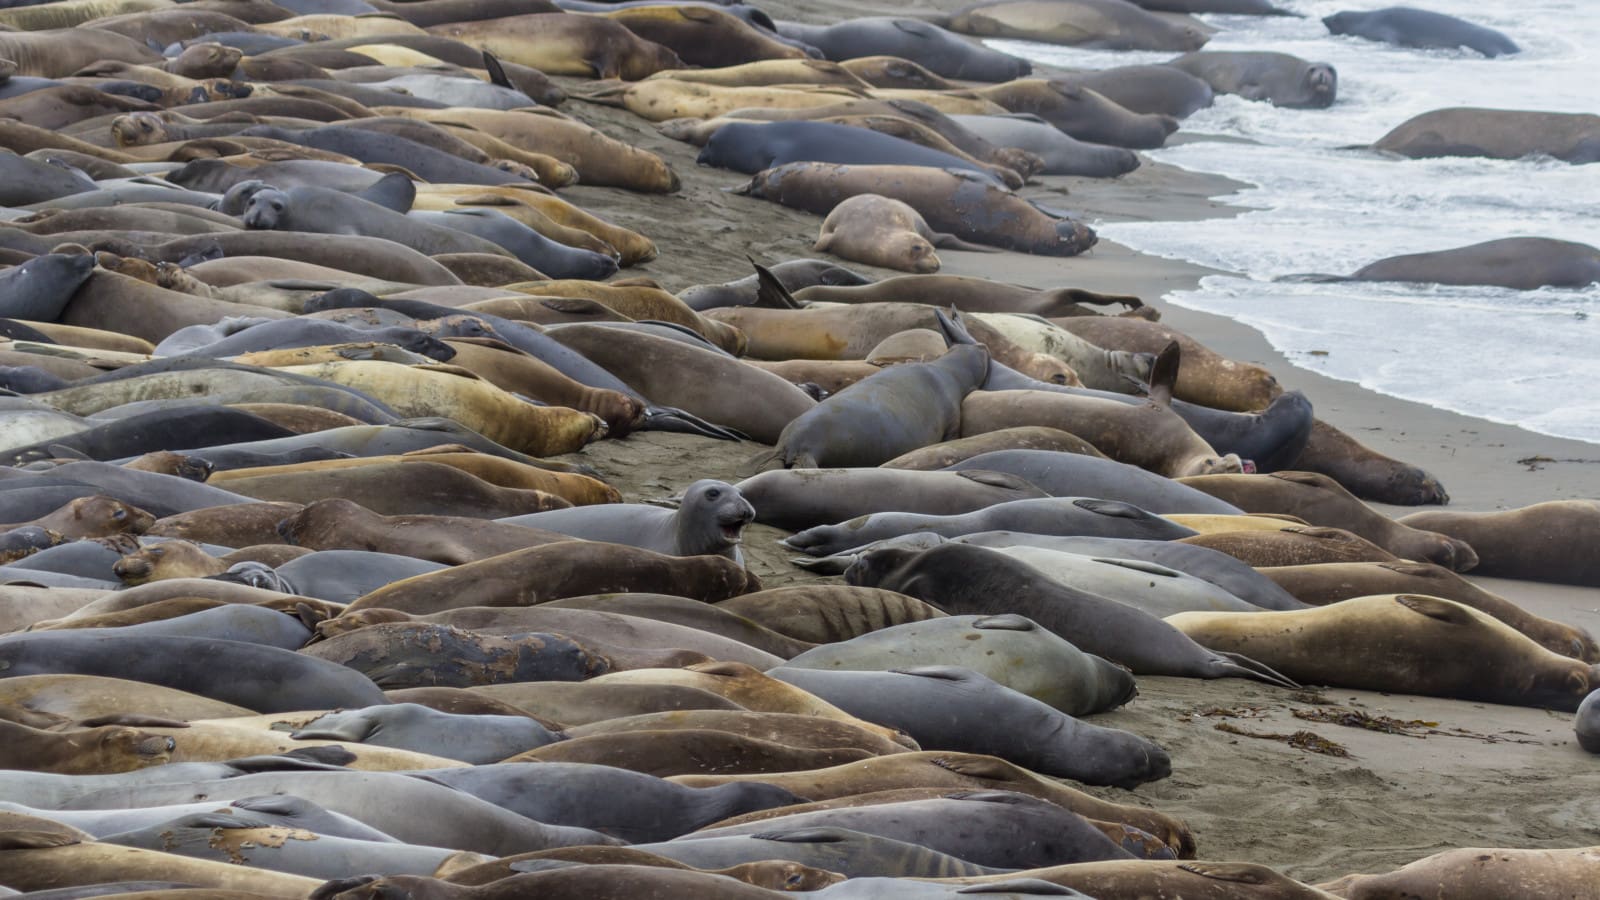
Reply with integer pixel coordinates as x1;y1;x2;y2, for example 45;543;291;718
541;15;1600;882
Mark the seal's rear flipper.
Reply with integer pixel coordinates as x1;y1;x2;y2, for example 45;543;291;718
740;448;785;477
568;79;630;106
931;232;1001;253
1216;651;1300;689
1146;341;1180;407
482;50;512;89
641;405;747;441
750;258;804;309
353;172;416;213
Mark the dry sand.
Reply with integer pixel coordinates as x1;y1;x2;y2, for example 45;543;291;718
529;7;1600;884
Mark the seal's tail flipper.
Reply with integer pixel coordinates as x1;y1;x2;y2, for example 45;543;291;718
930;232;1001;253
1216;651;1300;689
739;448;785;477
481;50;512;89
1146;341;1180;407
568;80;630;106
640;405;747;441
750;257;803;309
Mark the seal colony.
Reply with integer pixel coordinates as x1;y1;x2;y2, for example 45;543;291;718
0;0;1597;895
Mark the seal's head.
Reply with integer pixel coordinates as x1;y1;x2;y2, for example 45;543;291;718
678;479;756;557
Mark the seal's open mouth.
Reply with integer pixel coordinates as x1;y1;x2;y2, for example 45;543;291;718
719;514;753;544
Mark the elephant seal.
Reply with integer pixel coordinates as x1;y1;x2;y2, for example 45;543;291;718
0;632;387;712
542;593;813;659
145;502;304;548
1178;472;1477;570
413;762;806;844
734;468;1048;531
1323;7;1518;56
677;258;874;311
1181;525;1400;567
1169;594;1600;710
669;751;1195;858
2;495;155;540
688;791;1133;869
815;195;995;272
1318;846;1600;898
769;667;1168;787
1290;418;1448;506
468;681;745;725
0;254;97;322
756;344;989;469
738;162;1097;256
507;729;878;777
0;718;175;775
986;546;1263;616
1166;51;1336;108
884;428;1106;468
700;121;1010;186
1259;561;1598;660
795;275;1142;318
498;479;755;563
1578;691;1600;753
345;542;761;614
1371;107;1600;164
1052;65;1215;118
941;860;1330;898
972;80;1177;149
0;839;322;896
625;826;996;879
563;709;904;756
776;17;1031;81
427;14;683;79
1399;500;1600;586
716;585;947;644
278;499;570;564
946;0;1210;51
287;703;562;764
593;4;804;68
1334;237;1600;290
846;544;1297;686
213;461;576;519
302;622;609;688
950;113;1140;177
948;451;1242;514
783;496;1197;557
236;184;506;258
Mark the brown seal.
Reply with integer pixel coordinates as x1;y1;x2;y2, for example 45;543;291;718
972;79;1178;148
278;498;571;564
960;388;1242;477
1290;419;1449;506
1317;846;1600;898
434;252;549;288
564;709;909;756
1399;500;1600;586
743;358;886;396
0;673;250;722
447;847;843;891
210;461;573;518
509;279;745;353
427;14;683;79
345;543;761;615
589;662;911;747
1;495;154;539
882;427;1107;469
0;839;323;895
581;79;864;122
1180;525;1400;567
1259;561;1600;661
506;729;876;777
646;58;868;88
31;596;231;631
799;274;1142;316
943;860;1333;898
112;540;226;585
440;339;645;437
716;586;947;644
145;502;305;547
226;402;364;434
0;718;173;775
595;5;805;67
842;56;954;89
384;686;564;722
814;194;994;273
1051;314;1279;410
1177;472;1477;571
468;681;745;725
1166;594;1600;710
671;751;1195;858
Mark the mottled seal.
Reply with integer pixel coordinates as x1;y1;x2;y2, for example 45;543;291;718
302;622;609;688
499;480;754;563
716;585;947;644
1168;594;1599;710
846;544;1296;686
1323;7;1518;56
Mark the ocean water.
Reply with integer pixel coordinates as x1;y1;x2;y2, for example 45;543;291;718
987;0;1600;443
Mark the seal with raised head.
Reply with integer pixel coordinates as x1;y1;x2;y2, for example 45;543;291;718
1323;7;1518;56
1166;50;1336;108
814;194;996;272
498;479;755;563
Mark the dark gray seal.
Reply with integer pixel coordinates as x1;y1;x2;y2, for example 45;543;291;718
0;632;386;712
406;207;620;280
79;604;313;652
235;183;507;259
1053;65;1214;118
685;791;1133;869
775;17;1031;82
4;408;297;466
498;479;755;563
756;344;990;469
0;253;97;321
769;666;1169;788
1166;51;1336;108
1337;237;1600;290
736;468;1048;531
238;125;532;186
0;794;402;843
698;121;1010;185
846;543;1298;686
782;496;1197;557
1579;690;1600;753
417;762;806;843
1323;7;1518;56
678;258;873;311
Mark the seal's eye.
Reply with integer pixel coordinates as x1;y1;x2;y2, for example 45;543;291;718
706;489;721;500
112;508;126;520
786;873;805;888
